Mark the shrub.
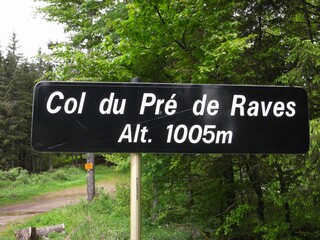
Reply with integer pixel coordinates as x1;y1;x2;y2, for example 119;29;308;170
0;167;29;182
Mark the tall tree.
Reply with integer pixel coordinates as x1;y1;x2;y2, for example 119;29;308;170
0;33;43;170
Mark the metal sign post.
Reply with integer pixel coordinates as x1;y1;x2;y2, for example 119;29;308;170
130;153;141;240
130;78;141;240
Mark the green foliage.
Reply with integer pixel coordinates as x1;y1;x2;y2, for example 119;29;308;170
215;204;253;238
7;186;194;240
103;153;130;173
254;221;294;240
27;0;320;238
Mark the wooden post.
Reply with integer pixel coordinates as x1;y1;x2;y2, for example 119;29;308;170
86;153;95;201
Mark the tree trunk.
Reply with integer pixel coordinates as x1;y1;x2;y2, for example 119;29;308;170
15;227;36;240
275;163;292;227
301;0;314;42
223;156;236;211
15;224;65;240
39;154;42;172
48;154;53;171
247;156;265;225
152;181;159;222
36;224;65;238
188;156;194;210
31;152;35;173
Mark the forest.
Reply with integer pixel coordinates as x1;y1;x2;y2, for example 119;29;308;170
0;33;52;171
1;0;320;239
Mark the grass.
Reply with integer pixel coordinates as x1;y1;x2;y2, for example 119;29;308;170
0;165;125;207
2;189;193;240
95;165;126;182
0;167;84;207
0;165;194;239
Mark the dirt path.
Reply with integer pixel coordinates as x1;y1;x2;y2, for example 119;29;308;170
0;181;116;230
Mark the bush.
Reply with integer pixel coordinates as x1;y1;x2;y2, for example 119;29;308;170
89;188;113;214
50;169;70;181
0;167;29;182
0;167;30;187
36;167;84;184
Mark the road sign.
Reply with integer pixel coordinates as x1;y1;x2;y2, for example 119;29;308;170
31;81;309;153
85;163;93;170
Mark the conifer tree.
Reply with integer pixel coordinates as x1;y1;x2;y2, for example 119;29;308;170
0;33;42;170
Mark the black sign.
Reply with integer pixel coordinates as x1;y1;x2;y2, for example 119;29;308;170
31;82;309;154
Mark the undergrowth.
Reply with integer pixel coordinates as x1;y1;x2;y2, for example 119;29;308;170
1;166;195;239
5;187;193;240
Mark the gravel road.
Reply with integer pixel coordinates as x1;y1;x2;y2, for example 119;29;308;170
0;182;115;230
